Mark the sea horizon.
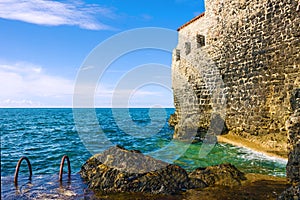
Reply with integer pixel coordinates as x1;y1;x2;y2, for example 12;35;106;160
0;107;176;109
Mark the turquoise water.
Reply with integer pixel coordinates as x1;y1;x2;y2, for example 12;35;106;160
1;108;287;198
1;108;287;176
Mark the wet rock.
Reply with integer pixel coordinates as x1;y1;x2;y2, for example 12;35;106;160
168;113;177;127
278;183;300;200
290;89;300;111
210;113;228;135
80;146;206;194
188;163;246;187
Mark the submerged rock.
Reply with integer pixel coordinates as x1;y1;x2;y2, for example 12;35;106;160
80;146;206;194
188;163;246;187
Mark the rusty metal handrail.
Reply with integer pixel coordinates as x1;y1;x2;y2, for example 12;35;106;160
59;155;71;181
14;156;32;186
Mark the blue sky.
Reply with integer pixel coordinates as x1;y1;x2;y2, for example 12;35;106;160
0;0;205;108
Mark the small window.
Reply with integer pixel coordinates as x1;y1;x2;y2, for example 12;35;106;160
196;34;205;47
185;42;191;55
176;49;181;61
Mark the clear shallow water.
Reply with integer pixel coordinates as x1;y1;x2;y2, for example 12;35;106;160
1;108;287;198
1;174;92;200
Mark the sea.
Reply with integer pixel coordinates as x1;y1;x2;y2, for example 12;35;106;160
0;108;287;199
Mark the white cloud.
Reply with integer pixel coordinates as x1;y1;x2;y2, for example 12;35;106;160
80;65;95;71
0;0;114;30
0;62;74;107
0;99;43;107
0;62;174;108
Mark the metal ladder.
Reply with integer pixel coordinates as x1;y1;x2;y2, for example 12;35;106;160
14;155;71;186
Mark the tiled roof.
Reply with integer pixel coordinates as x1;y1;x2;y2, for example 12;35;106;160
177;12;205;31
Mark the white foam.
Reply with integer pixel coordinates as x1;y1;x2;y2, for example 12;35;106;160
233;145;288;164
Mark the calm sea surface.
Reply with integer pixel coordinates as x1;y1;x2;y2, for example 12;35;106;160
1;108;287;199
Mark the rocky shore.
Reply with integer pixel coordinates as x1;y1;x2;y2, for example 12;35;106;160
80;146;290;199
86;175;288;200
80;88;300;198
80;146;246;194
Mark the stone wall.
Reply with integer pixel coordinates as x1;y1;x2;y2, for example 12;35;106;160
287;89;300;184
172;0;300;151
279;89;299;199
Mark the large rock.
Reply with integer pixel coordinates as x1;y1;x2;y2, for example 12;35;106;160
188;163;246;187
80;146;206;194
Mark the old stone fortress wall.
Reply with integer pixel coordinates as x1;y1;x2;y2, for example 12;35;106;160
171;0;299;187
